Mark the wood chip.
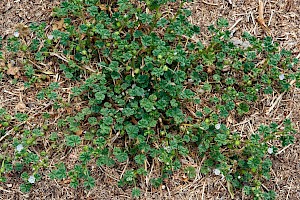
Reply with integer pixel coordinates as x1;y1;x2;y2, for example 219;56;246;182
52;18;65;30
15;23;30;37
75;129;83;136
99;4;108;11
15;101;26;112
6;63;20;76
227;114;234;124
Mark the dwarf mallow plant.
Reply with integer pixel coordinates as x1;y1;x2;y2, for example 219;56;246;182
0;0;299;199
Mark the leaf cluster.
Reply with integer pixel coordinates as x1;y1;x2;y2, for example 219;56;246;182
0;0;299;199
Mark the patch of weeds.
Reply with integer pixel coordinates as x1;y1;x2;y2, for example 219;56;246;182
0;0;299;199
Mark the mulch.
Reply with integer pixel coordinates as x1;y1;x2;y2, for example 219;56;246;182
0;0;299;199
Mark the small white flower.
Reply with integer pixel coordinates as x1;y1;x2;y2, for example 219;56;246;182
13;31;20;37
47;34;54;40
188;78;194;83
16;144;24;152
238;176;241;179
28;175;35;184
215;123;221;130
267;147;273;154
164;146;172;153
279;74;285;80
213;168;221;176
10;60;16;65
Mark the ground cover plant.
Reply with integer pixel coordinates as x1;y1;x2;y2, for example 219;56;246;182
0;0;299;199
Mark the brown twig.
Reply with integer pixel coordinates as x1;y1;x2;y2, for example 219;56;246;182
229;17;243;31
202;1;219;6
266;80;295;115
257;0;271;35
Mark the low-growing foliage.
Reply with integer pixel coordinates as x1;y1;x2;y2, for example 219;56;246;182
0;0;299;199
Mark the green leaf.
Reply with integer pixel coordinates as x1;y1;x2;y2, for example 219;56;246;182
125;124;139;139
215;133;228;145
94;24;111;39
79;152;91;164
132;187;141;198
202;52;216;65
70;179;79;189
134;154;146;165
95;92;105;101
180;89;195;99
93;137;106;147
151;178;162;188
178;145;189;156
15;113;28;122
24;153;39;164
238;102;249;115
184;166;196;179
113;147;128;163
280;135;294;146
65;135;81;147
20;183;32;193
21;172;29;181
156;18;169;27
133;30;143;38
141;35;152;47
84;176;95;189
217;18;229;28
128;86;145;97
49;163;67;180
103;116;113;125
87;6;99;17
96;155;115;167
88;117;98;126
140;98;155;112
